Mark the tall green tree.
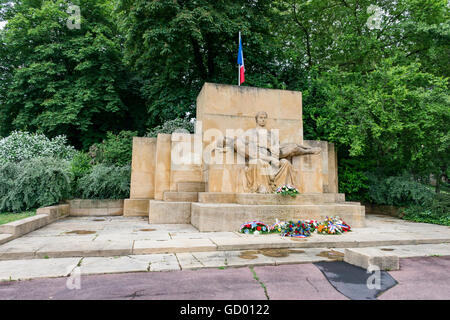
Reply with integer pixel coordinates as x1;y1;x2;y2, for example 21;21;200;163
0;0;145;148
116;0;284;127
275;0;449;195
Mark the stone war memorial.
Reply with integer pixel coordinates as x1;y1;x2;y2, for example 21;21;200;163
124;83;365;231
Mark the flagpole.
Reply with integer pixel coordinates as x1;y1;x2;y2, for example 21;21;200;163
238;31;241;86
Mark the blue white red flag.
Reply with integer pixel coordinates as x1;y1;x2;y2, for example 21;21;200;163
237;32;245;85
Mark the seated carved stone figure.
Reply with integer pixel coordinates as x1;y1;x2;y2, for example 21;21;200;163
227;111;321;193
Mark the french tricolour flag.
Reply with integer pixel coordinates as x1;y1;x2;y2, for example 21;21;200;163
237;32;245;85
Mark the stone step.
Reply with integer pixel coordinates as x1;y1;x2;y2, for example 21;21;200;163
163;192;198;202
149;201;191;224
0;234;14;246
344;248;400;271
177;182;206;192
68;199;124;216
235;193;346;205
123;199;150;217
198;192;237;203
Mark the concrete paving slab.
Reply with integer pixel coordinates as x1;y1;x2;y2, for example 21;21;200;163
190;251;230;268
148;224;199;233
170;231;240;240
126;254;180;271
176;252;205;270
35;240;133;259
212;236;292;250
372;243;450;258
270;248;333;265
133;239;217;254
0;237;50;260
0;257;80;281
139;254;181;272
79;256;149;275
1;215;450;260
226;253;276;267
94;232;171;242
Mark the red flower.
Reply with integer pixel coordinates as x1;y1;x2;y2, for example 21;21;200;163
256;226;261;231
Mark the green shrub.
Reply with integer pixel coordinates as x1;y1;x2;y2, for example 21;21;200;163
78;164;131;199
338;159;369;202
146;118;195;137
70;152;93;197
367;173;433;206
0;131;76;163
0;158;72;212
89;131;137;166
402;193;450;226
0;162;20;202
430;193;450;217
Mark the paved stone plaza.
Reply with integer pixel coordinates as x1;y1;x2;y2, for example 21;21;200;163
0;215;449;281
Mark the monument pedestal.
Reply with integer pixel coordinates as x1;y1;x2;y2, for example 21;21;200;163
148;192;365;231
191;202;365;232
129;83;366;231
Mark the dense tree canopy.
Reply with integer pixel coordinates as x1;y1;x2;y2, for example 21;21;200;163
0;0;146;148
116;0;284;127
0;0;448;197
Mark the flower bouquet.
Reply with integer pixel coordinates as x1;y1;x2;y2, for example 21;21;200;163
275;185;300;198
316;216;351;235
269;220;288;233
280;220;315;238
303;220;319;233
239;221;271;235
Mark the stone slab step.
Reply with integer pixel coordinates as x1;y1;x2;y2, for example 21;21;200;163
123;199;150;217
163;192;198;202
198;192;237;203
0;234;14;246
344;248;400;270
149;201;191;224
177;182;206;192
133;239;216;255
0;214;50;238
2;235;450;261
69;199;124;216
235;193;346;205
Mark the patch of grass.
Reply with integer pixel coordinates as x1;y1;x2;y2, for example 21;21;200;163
0;210;36;225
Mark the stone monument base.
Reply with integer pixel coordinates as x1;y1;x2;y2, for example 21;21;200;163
191;202;365;232
148;192;366;232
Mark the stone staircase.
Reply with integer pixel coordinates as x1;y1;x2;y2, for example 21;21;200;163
149;182;205;224
149;179;366;232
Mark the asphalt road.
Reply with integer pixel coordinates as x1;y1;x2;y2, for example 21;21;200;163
0;256;449;300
